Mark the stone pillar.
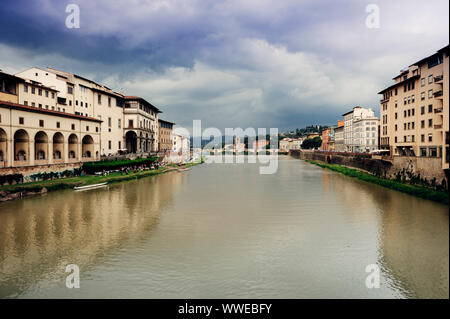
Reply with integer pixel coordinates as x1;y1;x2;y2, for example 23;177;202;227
7;137;13;168
49;142;54;164
29;140;35;166
64;141;68;162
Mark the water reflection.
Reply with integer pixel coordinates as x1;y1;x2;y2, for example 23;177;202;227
0;171;185;298
320;167;449;298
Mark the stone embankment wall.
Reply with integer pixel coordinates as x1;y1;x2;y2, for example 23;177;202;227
1;162;82;179
291;150;448;190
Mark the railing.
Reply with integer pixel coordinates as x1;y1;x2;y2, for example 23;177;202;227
434;107;443;113
434;124;443;129
380;97;389;103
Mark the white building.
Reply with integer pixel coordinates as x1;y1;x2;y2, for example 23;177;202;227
342;106;377;152
352;118;379;153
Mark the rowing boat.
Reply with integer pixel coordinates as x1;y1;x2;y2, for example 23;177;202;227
74;182;108;191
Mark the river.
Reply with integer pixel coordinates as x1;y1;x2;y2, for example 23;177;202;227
0;157;448;298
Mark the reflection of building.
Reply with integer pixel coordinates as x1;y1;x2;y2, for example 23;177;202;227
1;71;101;168
0;171;184;298
342;106;377;152
158;119;174;153
378;45;449;172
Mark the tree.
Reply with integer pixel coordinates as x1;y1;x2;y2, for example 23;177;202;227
301;136;322;149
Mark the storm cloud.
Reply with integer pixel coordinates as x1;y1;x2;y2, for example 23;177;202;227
0;0;448;132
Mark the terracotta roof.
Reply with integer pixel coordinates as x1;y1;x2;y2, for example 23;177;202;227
0;101;102;122
124;96;162;113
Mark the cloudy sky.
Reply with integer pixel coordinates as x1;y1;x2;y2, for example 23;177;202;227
0;0;448;132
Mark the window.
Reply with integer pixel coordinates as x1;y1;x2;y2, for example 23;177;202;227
421;106;425;114
68;86;73;94
69;100;72;106
428;90;433;98
428;75;433;84
108;97;111;107
403;136;407;142
118;141;121;149
404;97;407;105
108;117;112;127
395;137;397;143
412;122;415;129
31;87;35;94
32;102;35;107
428;133;433;142
421;78;425;86
38;89;42;96
420;147;427;157
395;124;398;131
19;117;24;125
429;119;433;127
128;120;133;128
45;91;49;97
24;85;28;92
98;94;102;104
428;104;433;113
108;141;112;150
71;124;75;130
24;101;28;106
51;92;55;99
39;120;44;127
421;134;425;142
56;122;60;128
421;92;425;100
96;126;99;132
411;95;415;103
412;108;415;116
81;101;83;107
412;135;415;142
395;88;398;95
38;104;42;108
395;112;398;119
86;126;89;131
76;100;78;106
118;119;121;128
429;147;437;157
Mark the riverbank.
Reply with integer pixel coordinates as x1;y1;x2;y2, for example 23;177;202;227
306;160;449;205
0;161;202;202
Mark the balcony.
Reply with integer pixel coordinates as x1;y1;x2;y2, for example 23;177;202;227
434;124;443;129
434;107;443;113
0;91;18;103
434;75;443;82
433;90;443;98
380;97;389;103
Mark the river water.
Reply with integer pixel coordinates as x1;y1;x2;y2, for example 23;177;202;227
0;157;448;298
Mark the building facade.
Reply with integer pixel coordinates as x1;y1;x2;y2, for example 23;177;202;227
123;96;161;154
321;128;331;151
379;45;449;172
342;106;377;152
352;118;379;153
158;119;174;153
334;125;345;152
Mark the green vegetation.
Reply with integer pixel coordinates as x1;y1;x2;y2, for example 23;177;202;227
306;160;449;205
1;160;203;197
301;136;322;149
82;157;158;174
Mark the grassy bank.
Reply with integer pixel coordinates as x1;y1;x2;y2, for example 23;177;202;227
306;160;449;205
0;161;202;196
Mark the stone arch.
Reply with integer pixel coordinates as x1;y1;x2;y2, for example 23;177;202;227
53;132;64;160
35;131;48;160
14;129;30;162
68;133;78;159
82;135;94;158
125;131;137;153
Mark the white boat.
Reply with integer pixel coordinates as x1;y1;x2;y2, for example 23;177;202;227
74;182;108;191
177;168;191;172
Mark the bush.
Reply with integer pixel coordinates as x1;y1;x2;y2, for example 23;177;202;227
82;157;158;174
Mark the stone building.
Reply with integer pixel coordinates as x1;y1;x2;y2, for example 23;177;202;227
378;45;449;173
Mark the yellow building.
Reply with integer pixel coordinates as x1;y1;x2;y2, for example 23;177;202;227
379;45;449;172
158;119;174;153
0;71;102;169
